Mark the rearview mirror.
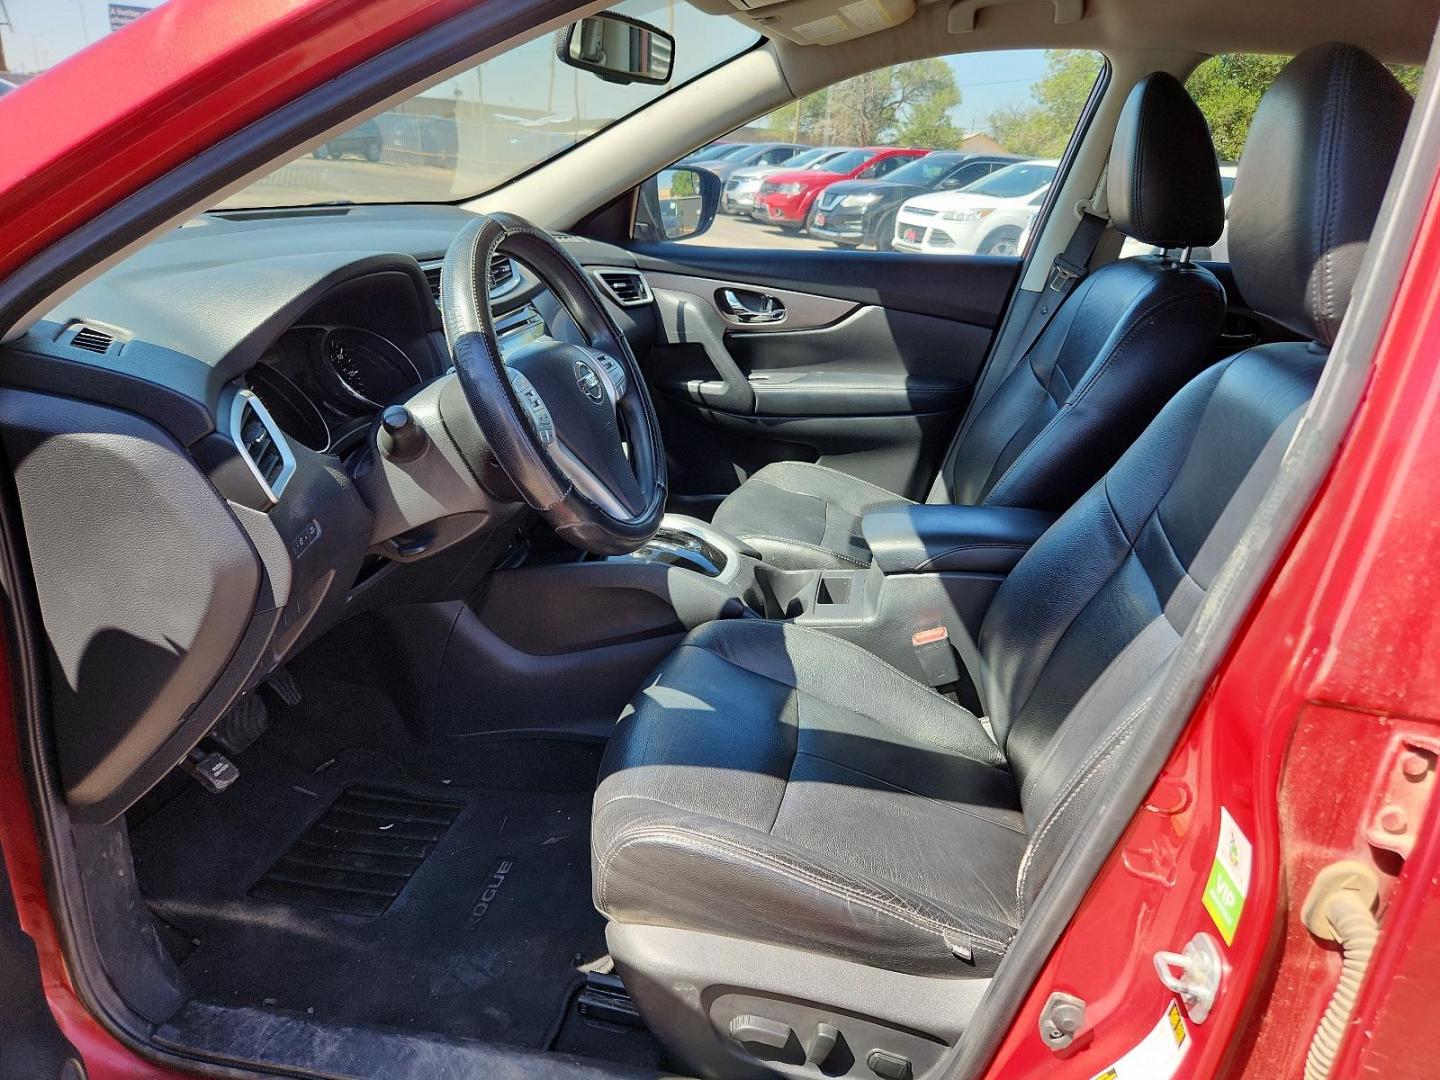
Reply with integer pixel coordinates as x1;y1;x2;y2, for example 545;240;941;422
634;167;721;243
556;13;675;86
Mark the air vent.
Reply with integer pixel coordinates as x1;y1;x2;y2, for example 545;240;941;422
423;265;443;306
420;255;517;308
70;325;115;354
488;253;515;291
592;269;653;307
230;389;295;504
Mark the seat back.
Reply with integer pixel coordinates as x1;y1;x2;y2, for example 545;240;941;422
933;72;1226;512
974;44;1413;911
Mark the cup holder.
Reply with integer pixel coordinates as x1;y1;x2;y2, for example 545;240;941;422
746;565;820;619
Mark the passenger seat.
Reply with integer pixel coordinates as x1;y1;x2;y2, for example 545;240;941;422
711;72;1227;570
592;44;1413;1079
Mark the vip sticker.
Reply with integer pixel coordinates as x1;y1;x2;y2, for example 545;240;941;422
1089;1000;1190;1080
1202;807;1253;945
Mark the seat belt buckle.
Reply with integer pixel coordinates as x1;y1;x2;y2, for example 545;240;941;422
912;626;961;689
1048;257;1083;291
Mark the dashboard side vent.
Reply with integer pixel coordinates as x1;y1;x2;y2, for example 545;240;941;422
488;253;515;291
592;269;653;307
423;265;443;306
230;389;295;504
70;325;116;354
421;255;517;308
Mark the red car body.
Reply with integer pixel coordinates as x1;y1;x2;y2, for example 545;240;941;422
0;4;1438;1080
752;146;929;228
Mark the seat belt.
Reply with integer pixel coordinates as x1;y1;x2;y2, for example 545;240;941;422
924;173;1111;504
1007;208;1107;365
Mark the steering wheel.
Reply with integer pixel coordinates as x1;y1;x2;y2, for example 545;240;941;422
437;213;666;555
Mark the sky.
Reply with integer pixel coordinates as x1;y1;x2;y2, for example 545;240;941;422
0;0;1051;136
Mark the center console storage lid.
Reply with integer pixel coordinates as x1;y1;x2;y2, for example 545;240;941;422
862;503;1056;575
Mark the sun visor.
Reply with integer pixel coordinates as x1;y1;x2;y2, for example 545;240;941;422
719;0;917;45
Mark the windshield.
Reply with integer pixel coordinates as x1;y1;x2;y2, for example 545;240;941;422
813;150;869;175
688;142;744;161
885;154;966;185
963;161;1057;198
219;1;759;209
784;147;841;170
714;143;758;161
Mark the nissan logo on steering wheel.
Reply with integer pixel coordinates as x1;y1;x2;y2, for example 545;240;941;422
574;358;606;404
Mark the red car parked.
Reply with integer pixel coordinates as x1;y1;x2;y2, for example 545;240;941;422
751;146;928;231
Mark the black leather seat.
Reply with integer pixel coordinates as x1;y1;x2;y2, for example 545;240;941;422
593;43;1410;999
711;72;1228;570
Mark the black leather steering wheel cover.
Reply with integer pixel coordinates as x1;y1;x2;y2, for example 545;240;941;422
439;212;666;554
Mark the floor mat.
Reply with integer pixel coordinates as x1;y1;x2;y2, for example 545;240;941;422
131;742;606;1050
250;785;465;916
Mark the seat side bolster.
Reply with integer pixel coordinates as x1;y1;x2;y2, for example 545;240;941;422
593;803;1015;978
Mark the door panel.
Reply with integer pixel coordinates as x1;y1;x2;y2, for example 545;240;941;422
629;245;1020;504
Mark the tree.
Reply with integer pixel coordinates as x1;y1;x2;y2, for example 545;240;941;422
763;59;963;148
994;50;1426;164
988;51;1103;157
1184;53;1289;160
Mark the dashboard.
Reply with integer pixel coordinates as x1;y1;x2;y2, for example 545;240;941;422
0;202;659;819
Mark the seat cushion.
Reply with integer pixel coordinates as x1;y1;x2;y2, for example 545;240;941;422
710;460;909;570
592;619;1026;978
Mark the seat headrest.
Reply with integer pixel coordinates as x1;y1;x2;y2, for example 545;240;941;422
1107;72;1225;249
1228;44;1412;346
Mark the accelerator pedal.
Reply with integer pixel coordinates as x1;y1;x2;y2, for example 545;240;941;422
265;664;303;707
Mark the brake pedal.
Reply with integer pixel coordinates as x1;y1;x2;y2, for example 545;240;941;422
209;691;268;756
181;747;239;794
577;971;644;1029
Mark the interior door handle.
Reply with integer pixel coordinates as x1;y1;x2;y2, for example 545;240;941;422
719;288;786;325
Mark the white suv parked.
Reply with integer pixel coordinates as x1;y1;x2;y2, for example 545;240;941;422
892;159;1057;256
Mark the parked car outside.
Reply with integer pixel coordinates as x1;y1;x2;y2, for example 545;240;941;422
313;118;384;162
752;147;929;233
702;142;806;183
807;150;1021;250
892;158;1058;255
721;146;855;213
680;140;746;163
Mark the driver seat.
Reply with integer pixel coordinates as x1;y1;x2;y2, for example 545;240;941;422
591;45;1411;1077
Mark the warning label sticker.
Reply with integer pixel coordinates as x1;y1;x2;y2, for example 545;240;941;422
1090;999;1191;1080
1202;807;1253;945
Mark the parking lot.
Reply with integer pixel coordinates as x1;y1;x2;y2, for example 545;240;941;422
687;210;844;252
221;158;854;252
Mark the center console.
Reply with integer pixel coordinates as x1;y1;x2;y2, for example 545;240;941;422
450;501;1057;741
611;504;1057;708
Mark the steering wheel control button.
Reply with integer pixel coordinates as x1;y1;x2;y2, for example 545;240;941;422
290;519;322;559
378;405;428;462
866;1048;913;1080
506;368;555;445
585;349;628;399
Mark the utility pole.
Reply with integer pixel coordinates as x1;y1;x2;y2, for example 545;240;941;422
0;1;13;74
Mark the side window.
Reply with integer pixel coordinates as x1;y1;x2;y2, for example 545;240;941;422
757;146;794;166
861;156;900;179
938;161;994;190
670;49;1105;254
